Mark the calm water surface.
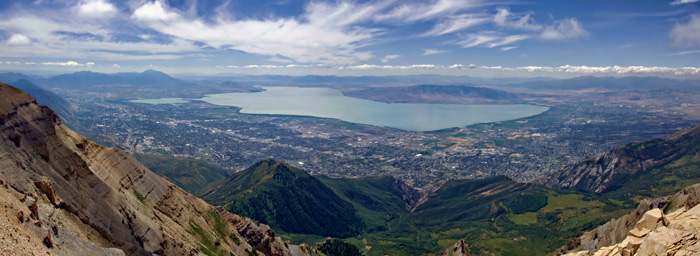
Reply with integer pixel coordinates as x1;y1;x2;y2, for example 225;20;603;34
134;86;549;132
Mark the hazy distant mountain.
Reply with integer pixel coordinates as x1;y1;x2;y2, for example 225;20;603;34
344;84;520;104
508;75;700;91
0;72;41;83
9;79;74;122
45;69;186;89
188;74;559;87
203;80;264;93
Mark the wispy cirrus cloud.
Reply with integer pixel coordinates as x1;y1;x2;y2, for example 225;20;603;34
423;49;449;55
374;0;483;23
423;14;490;36
493;8;542;31
670;0;699;5
455;32;528;48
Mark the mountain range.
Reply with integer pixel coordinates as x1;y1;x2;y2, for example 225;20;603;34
342;84;520;104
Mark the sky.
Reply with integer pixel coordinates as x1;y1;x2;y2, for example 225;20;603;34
0;0;699;78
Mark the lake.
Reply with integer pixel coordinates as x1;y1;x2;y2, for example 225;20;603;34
132;86;548;132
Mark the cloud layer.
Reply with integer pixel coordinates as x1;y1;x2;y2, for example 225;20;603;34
0;0;696;77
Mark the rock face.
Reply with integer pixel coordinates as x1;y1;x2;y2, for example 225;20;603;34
440;240;473;256
390;177;421;211
564;202;700;256
0;82;302;255
535;125;700;193
560;183;700;256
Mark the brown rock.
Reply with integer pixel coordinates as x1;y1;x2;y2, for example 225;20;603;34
440;240;473;256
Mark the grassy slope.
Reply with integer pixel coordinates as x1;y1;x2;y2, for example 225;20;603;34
317;175;414;231
133;153;233;196
200;159;365;238
360;177;631;256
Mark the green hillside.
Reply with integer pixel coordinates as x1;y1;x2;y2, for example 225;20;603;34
133;153;233;195
200;159;365;237
317;175;419;231
357;176;629;256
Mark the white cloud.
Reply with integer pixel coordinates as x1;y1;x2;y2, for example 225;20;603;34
112;63;120;68
218;64;314;69
375;0;482;23
449;64;477;69
455;32;527;48
340;64;442;70
6;34;31;46
456;32;498;47
0;15;200;60
76;0;117;18
670;14;700;46
501;46;516;52
41;60;93;67
423;14;489;36
131;1;379;65
380;54;400;63
132;1;177;21
487;34;528;48
518;65;700;75
423;49;449;55
494;8;542;31
298;63;700;76
540;18;588;40
670;0;699;5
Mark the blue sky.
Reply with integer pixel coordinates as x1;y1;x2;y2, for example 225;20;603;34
0;0;699;77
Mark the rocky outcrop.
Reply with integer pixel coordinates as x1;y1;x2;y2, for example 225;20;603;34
534;125;700;193
0;82;303;255
440;240;473;256
559;183;700;255
391;177;421;211
564;203;700;256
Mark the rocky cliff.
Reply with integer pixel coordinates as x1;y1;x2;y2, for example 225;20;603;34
559;183;700;255
565;201;700;256
0;82;304;255
535;124;700;193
